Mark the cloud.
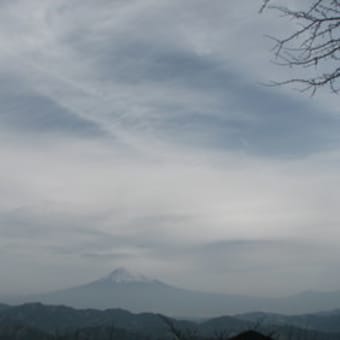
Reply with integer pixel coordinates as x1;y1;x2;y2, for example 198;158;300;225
0;82;103;138
0;0;340;297
1;0;339;155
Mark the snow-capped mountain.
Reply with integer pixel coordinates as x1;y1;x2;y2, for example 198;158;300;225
8;268;340;317
99;267;154;284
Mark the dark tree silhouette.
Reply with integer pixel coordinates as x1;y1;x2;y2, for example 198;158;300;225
261;0;340;95
229;330;273;340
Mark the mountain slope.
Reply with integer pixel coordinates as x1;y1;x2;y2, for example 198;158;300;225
0;303;8;311
237;309;340;333
1;303;340;340
15;268;265;316
8;268;340;316
0;303;194;336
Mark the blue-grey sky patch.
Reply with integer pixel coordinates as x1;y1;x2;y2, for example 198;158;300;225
0;93;104;137
65;34;340;156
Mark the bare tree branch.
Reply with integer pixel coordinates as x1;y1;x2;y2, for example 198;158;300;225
261;0;340;94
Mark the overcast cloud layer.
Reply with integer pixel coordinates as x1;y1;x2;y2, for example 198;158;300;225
1;0;340;297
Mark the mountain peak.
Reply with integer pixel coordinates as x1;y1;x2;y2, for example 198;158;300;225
103;267;152;283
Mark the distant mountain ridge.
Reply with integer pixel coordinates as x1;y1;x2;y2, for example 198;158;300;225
4;268;340;316
1;303;340;340
0;303;9;312
237;309;340;333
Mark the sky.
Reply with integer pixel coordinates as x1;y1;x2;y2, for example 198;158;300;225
1;0;340;298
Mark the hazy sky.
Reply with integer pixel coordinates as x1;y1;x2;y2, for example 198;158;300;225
1;0;340;297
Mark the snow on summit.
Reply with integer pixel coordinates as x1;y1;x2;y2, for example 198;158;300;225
103;267;152;283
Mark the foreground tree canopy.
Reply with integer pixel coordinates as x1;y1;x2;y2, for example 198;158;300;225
261;0;340;94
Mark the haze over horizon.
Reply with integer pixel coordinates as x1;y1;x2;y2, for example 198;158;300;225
3;266;340;301
1;0;340;300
